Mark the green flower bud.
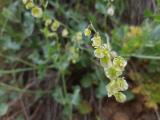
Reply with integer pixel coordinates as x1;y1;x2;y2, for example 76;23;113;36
94;44;109;58
41;27;57;38
114;92;126;103
31;6;43;18
101;44;109;55
110;51;117;58
76;32;82;42
51;20;60;31
100;55;111;68
45;18;52;26
107;6;115;16
22;0;28;4
69;47;79;63
116;78;128;91
72;32;83;44
94;48;104;58
106;80;116;97
91;34;102;48
62;28;69;37
106;80;122;97
25;1;34;9
106;78;128;99
113;56;127;70
105;66;122;79
84;28;91;36
22;0;33;4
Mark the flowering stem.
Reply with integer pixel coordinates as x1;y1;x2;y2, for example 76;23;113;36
84;24;128;103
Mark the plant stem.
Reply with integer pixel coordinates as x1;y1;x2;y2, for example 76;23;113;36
123;54;160;60
0;53;36;68
61;73;67;98
0;82;52;94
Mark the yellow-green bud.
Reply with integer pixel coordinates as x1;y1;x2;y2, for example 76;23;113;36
22;0;28;4
51;20;60;31
94;45;108;58
106;80;118;97
100;56;111;68
114;92;126;103
25;1;34;9
113;56;127;70
45;18;52;26
62;28;69;37
105;66;122;80
91;34;102;48
31;6;43;18
84;28;91;36
94;48;104;58
116;78;128;91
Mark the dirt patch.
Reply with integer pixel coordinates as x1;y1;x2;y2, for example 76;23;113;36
101;98;159;120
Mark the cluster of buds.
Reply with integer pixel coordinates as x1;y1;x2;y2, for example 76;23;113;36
41;18;69;38
22;0;69;38
84;25;128;103
69;32;83;63
22;0;46;18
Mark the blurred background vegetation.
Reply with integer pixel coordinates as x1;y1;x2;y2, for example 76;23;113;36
0;0;160;120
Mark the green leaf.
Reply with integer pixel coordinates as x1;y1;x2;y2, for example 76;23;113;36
144;9;153;17
151;25;160;41
0;103;8;116
95;2;107;15
2;1;19;21
23;12;34;38
96;81;107;99
52;87;67;105
81;74;93;88
71;86;81;106
0;35;20;51
124;90;135;102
